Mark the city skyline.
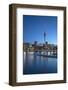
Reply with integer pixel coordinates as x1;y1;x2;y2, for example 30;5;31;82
23;15;57;44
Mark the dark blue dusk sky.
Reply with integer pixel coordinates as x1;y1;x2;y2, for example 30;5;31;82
23;15;57;44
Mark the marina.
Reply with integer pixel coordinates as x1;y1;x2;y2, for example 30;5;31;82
23;16;57;75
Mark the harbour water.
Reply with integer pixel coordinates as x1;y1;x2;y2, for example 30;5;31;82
23;52;57;75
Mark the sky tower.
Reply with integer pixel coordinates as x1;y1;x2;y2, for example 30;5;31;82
44;32;46;44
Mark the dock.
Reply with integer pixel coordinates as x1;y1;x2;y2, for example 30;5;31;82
38;54;57;58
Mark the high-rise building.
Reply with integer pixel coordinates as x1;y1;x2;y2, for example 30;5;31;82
44;32;46;44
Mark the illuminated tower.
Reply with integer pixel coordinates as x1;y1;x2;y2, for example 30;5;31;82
44;32;46;44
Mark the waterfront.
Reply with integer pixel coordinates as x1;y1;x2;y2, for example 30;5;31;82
23;52;57;75
23;15;57;75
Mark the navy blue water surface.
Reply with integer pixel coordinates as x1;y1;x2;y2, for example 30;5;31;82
23;52;57;75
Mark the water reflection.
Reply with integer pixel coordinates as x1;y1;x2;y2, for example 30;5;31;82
23;52;57;75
